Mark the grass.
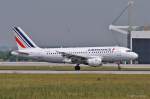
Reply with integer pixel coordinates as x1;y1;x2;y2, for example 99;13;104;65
0;74;150;99
0;65;150;71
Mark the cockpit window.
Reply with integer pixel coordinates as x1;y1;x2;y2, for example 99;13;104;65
126;50;132;52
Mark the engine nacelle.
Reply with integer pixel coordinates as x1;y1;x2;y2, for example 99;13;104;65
87;58;102;66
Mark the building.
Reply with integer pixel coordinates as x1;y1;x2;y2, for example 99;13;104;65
131;28;150;64
109;25;150;64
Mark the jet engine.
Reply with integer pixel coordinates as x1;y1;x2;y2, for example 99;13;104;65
87;58;102;66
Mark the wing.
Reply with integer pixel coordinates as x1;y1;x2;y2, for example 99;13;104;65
56;51;87;64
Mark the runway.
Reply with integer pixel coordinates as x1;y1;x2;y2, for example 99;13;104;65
1;62;150;67
1;70;150;74
0;62;64;66
0;62;150;74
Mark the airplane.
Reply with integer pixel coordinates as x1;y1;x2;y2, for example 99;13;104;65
11;26;138;70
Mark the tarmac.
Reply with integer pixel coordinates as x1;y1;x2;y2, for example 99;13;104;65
0;70;150;74
1;62;150;67
0;62;150;74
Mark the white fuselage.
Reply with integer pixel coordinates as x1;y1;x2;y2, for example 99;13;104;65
11;26;138;69
12;46;138;65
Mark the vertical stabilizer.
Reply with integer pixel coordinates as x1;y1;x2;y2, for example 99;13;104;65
12;27;38;50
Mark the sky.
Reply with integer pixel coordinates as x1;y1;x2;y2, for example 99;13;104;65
0;0;150;48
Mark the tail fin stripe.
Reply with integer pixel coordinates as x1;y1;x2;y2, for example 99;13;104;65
15;36;26;48
15;35;28;48
13;28;31;48
14;27;35;48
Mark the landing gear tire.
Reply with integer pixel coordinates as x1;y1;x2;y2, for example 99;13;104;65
75;65;80;71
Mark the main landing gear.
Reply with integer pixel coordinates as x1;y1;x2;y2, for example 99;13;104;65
75;64;80;71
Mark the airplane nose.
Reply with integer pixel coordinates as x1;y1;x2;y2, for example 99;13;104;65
133;53;138;59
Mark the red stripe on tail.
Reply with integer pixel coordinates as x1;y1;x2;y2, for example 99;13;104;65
15;37;26;48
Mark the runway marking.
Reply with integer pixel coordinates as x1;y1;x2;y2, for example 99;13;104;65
1;70;150;74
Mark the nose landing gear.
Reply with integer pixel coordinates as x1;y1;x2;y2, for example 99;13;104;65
117;61;121;70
